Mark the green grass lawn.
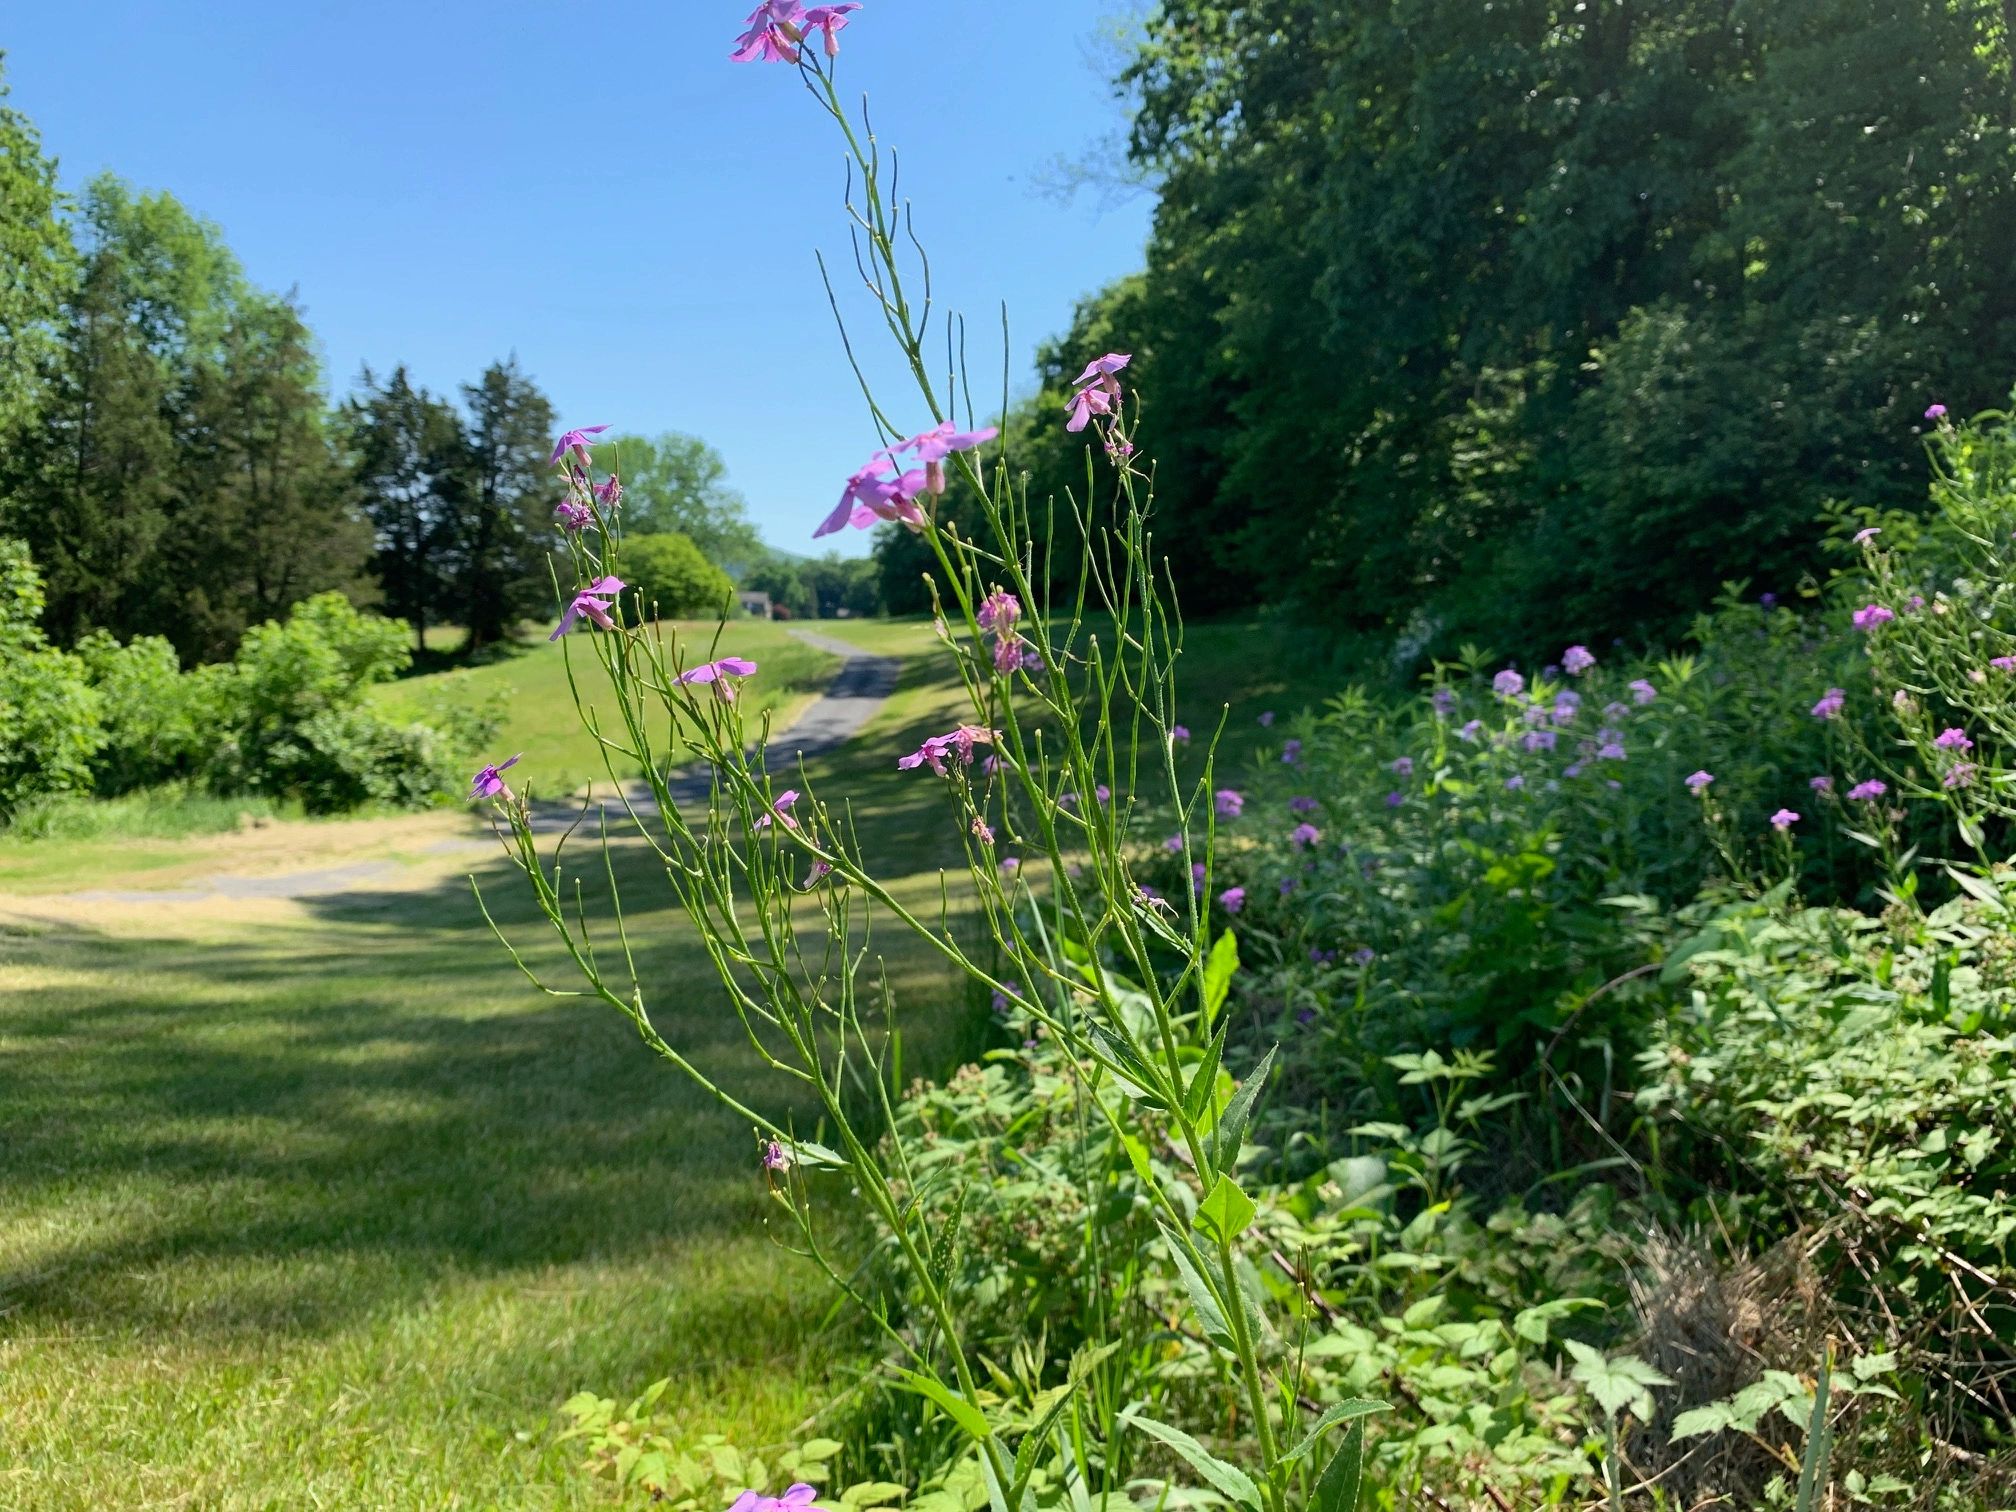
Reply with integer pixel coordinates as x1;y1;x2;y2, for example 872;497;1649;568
0;608;1332;1507
377;619;846;796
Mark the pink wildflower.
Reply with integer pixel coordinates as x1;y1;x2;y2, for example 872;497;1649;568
1770;808;1799;831
1214;788;1244;819
1852;603;1894;632
1944;762;1977;789
548;425;610;466
1811;688;1846;719
975;587;1020;633
1934;727;1973;752
897;725;998;775
1562;645;1596;675
1218;886;1246;915
1925;403;1948;421
800;3;860;56
729;1;805;62
1848;779;1887;801
1064;352;1131;433
550;577;625;640
675;656;760;701
1853;526;1881;545
1685;770;1714;793
470;754;521;802
755;789;800;830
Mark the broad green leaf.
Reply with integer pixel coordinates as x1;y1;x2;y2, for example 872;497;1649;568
892;1369;990;1443
1311;1418;1367;1512
1119;1410;1261;1509
1281;1400;1387;1468
1184;1017;1230;1122
1163;1224;1234;1351
1201;928;1239;1028
1194;1173;1257;1243
1209;1044;1277;1175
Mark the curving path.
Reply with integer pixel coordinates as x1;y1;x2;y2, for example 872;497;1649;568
56;629;901;905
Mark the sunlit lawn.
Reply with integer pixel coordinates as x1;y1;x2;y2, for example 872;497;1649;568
378;618;847;796
0;610;1327;1507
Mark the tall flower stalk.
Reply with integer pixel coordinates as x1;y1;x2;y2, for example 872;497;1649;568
474;10;1378;1508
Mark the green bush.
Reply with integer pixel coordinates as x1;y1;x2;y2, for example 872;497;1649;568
619;531;733;621
0;538;104;814
74;630;214;794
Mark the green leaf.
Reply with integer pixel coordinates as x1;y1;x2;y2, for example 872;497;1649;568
1670;1404;1733;1441
1194;1173;1257;1243
1209;1044;1277;1175
799;1438;843;1461
1119;1410;1261;1509
1163;1225;1234;1351
1311;1419;1368;1512
1201;928;1240;1028
1084;1022;1159;1100
1565;1341;1673;1423
891;1369;991;1443
1184;1016;1230;1123
1281;1400;1387;1468
1793;1349;1835;1512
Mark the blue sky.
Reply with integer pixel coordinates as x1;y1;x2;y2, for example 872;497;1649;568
5;3;1152;555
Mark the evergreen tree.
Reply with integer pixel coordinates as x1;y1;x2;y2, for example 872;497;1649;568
343;365;463;652
0;54;76;440
453;358;557;650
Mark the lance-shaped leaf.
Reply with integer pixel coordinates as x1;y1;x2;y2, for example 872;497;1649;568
1119;1409;1262;1509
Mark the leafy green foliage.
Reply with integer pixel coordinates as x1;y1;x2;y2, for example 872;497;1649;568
621;531;735;621
593;430;764;571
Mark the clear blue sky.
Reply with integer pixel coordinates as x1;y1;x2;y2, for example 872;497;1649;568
4;3;1151;555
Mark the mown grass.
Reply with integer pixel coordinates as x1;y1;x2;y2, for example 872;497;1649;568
0;610;1319;1507
377;619;845;796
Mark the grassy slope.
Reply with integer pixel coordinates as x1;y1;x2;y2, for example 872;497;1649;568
376;619;845;796
0;613;1317;1507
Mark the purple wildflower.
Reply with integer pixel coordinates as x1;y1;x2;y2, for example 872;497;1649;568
1259;710;1276;727
1852;603;1895;632
470;754;521;802
754;789;800;830
1562;645;1596;675
1597;741;1626;761
1431;688;1457;716
1064;353;1130;432
550;577;625;640
1171;725;1191;744
1352;947;1375;966
675;656;761;702
730;1486;829;1512
1770;808;1800;831
1163;834;1184;853
1629;678;1657;705
1811;688;1846;719
1944;762;1977;789
1214;789;1244;819
1848;779;1887;801
1384;791;1404;808
1505;774;1526;791
1390;755;1414;776
1217;886;1246;915
801;3;860;57
1810;775;1834;793
1685;770;1714;794
898;725;997;774
1925;403;1948;421
1458;719;1483;742
1492;669;1525;699
1283;739;1303;764
548;424;610;466
1853;527;1882;545
1934;727;1973;752
1522;729;1558;753
1289;795;1319;813
761;1140;793;1173
1291;822;1322;848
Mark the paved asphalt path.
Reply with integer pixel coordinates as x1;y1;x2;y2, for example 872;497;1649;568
59;629;901;905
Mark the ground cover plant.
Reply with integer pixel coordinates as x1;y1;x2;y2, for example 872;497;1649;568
482;13;2016;1512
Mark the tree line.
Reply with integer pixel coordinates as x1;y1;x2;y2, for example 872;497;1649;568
0;58;810;664
882;0;2016;659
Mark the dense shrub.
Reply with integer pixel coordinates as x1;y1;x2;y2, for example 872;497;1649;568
0;538;103;814
74;630;216;793
619;531;733;621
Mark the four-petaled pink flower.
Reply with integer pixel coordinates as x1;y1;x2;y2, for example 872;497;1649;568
1685;769;1714;793
1848;779;1887;801
470;754;520;802
550;577;625;640
755;789;800;830
1934;727;1973;752
549;424;610;466
1562;645;1596;675
676;656;760;701
730;1;805;62
1214;788;1244;819
1925;403;1948;421
897;724;998;774
1852;603;1894;632
813;457;928;538
731;1488;829;1512
1811;687;1845;719
1218;886;1246;915
883;419;998;494
1853;526;1881;545
1065;352;1131;433
1770;808;1799;831
801;2;860;56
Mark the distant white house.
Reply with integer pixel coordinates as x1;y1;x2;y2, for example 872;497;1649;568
736;590;774;619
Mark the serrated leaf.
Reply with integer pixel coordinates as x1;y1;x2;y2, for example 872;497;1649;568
1119;1410;1261;1509
1164;1226;1234;1351
1670;1404;1733;1441
1210;1044;1277;1176
1194;1173;1257;1243
1281;1400;1387;1468
1312;1418;1367;1512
